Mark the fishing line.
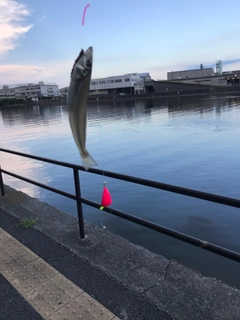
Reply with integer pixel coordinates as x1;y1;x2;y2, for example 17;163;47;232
99;219;106;229
81;3;92;48
97;95;113;215
98;109;105;174
97;120;109;231
81;2;113;216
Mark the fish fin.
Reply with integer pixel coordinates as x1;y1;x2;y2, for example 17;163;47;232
81;153;97;171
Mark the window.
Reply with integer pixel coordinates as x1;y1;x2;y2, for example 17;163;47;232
99;81;106;84
107;80;114;83
125;78;130;82
115;79;122;83
91;81;98;85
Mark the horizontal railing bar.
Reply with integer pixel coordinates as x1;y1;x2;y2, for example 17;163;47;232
88;168;240;209
80;197;240;263
0;148;83;170
1;152;240;263
1;169;76;200
1;148;240;209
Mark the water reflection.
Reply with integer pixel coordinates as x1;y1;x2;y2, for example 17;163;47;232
1;96;239;126
1;105;65;127
0;149;51;198
0;105;67;197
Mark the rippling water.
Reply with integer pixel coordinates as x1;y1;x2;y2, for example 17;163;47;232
1;95;240;288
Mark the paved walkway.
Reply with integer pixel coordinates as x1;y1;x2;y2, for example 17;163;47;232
0;227;119;320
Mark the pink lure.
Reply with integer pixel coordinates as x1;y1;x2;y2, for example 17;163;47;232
82;4;90;26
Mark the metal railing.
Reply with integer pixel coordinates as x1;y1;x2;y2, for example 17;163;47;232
1;147;240;263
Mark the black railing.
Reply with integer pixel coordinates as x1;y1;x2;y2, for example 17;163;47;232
1;147;240;263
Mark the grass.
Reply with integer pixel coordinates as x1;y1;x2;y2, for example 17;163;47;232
19;218;37;228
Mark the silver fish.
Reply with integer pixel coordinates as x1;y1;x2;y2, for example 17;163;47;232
67;47;97;170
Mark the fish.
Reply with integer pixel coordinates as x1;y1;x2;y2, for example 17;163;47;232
67;46;97;170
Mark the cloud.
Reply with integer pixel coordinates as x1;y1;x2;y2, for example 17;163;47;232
39;15;46;22
184;58;240;72
222;58;240;66
0;0;33;57
0;60;72;88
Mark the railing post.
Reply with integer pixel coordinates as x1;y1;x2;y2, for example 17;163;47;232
73;168;85;239
0;166;5;196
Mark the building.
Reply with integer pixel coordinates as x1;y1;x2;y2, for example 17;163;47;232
59;73;151;97
59;87;69;98
168;70;240;87
167;61;240;87
89;73;151;95
216;60;222;74
0;85;16;99
0;82;59;100
167;67;214;81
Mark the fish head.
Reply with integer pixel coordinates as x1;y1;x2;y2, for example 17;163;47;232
71;46;93;81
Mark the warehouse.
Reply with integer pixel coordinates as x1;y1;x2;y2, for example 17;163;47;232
167;61;240;87
167;67;214;81
89;73;151;95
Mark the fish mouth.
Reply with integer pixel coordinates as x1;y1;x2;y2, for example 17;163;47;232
84;46;93;66
71;47;93;76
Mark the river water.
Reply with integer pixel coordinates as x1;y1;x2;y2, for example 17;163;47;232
1;94;240;289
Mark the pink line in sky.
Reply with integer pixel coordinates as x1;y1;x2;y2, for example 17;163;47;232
82;4;90;26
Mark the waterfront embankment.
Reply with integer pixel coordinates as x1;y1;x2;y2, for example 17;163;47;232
1;85;240;108
0;184;240;319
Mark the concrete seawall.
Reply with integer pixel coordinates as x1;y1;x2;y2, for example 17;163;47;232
0;184;240;319
1;87;240;108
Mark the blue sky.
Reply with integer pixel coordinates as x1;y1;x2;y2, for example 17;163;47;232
1;0;240;88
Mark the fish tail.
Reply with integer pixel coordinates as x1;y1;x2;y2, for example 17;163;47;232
81;152;97;171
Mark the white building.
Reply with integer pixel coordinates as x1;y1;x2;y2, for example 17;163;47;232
59;87;68;98
89;73;151;95
216;60;223;74
0;82;59;100
0;85;15;99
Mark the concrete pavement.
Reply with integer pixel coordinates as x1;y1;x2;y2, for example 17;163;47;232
0;227;119;320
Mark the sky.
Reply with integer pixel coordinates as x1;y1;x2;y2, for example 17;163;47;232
1;0;240;89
